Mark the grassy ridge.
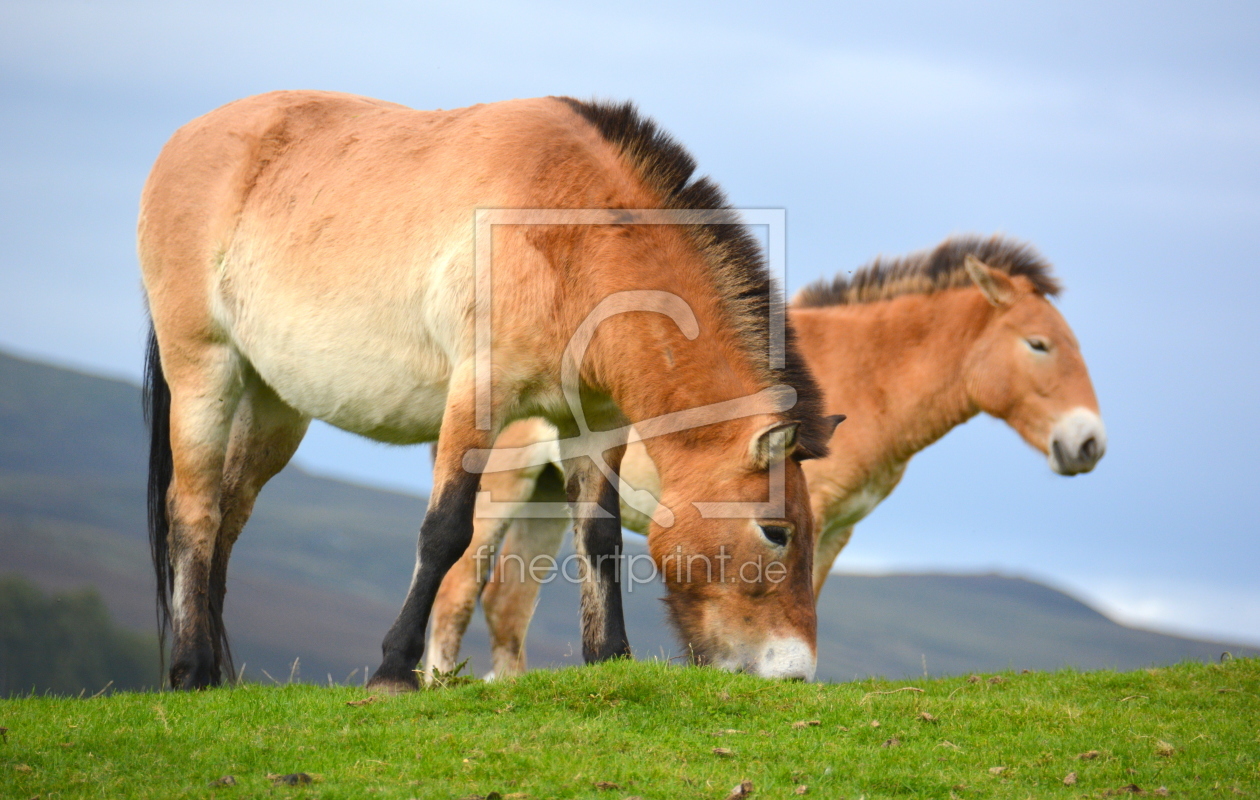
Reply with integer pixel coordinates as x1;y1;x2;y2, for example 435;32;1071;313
2;659;1257;799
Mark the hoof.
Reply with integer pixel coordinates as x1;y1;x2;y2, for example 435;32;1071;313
169;653;220;690
365;672;419;694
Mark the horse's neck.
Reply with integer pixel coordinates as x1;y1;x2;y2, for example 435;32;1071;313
576;231;777;477
792;290;989;477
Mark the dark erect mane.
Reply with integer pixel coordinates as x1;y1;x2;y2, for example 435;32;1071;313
557;97;830;458
793;235;1062;309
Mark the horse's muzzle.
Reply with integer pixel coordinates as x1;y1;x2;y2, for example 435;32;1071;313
712;637;817;681
1048;408;1107;476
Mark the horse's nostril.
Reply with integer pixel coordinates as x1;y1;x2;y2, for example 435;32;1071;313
1080;436;1097;462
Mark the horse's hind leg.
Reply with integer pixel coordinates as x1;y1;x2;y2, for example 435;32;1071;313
161;343;245;689
479;464;568;677
208;371;310;679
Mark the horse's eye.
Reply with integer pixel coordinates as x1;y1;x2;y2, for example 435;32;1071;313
759;524;791;547
1025;337;1050;353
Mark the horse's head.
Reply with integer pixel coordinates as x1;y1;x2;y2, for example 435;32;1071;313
961;255;1106;476
646;415;839;680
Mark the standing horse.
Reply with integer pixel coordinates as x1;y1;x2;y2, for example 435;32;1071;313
427;235;1105;678
139;91;837;690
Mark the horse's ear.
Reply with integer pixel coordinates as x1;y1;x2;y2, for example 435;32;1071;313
749;422;799;469
964;254;1016;307
825;414;846;438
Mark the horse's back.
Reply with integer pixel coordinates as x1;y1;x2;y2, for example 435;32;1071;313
139;90;536;290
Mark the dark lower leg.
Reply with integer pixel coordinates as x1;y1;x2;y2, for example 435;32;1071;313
206;488;257;683
166;477;229;690
369;467;481;690
169;549;218;690
425;522;505;676
569;462;631;663
206;496;257;685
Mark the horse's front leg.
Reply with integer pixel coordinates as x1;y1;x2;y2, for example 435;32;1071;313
482;509;569;677
368;380;491;692
424;486;520;680
567;447;632;663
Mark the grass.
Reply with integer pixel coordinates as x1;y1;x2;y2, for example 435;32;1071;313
2;658;1257;799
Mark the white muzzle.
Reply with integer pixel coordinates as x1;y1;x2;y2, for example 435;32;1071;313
711;637;817;681
1048;408;1107;475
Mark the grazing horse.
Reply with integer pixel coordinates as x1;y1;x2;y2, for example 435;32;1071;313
139;91;837;690
426;235;1106;678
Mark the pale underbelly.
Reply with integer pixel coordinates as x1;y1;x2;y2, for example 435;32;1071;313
254;343;452;444
219;286;459;444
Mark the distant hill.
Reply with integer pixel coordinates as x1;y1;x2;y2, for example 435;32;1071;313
1;348;1255;690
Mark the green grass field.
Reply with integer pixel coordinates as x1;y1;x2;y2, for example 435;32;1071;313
2;658;1257;799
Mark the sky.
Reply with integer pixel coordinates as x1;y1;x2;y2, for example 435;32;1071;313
2;1;1258;645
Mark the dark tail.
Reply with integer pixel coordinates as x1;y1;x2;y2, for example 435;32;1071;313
143;325;174;681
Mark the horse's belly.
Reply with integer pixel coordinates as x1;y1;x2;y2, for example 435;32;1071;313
221;287;459;443
290;361;449;443
254;338;451;443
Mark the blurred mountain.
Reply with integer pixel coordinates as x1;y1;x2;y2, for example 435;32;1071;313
1;348;1254;689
